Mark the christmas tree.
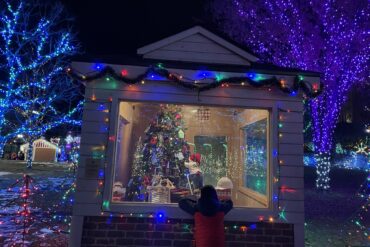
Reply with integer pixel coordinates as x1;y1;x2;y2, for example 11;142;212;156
126;105;189;201
132;137;145;177
125;138;145;201
141;104;189;178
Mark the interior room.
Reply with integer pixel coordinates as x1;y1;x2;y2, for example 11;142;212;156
112;101;269;208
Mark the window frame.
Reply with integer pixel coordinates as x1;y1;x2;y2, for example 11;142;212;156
239;116;270;207
102;90;279;221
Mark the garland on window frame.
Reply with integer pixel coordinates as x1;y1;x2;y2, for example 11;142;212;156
67;64;322;98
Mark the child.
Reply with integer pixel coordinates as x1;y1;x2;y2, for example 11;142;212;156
178;185;233;247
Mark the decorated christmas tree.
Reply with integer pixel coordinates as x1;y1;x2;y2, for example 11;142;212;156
141;104;189;179
126;105;190;201
125;138;146;201
132;137;145;177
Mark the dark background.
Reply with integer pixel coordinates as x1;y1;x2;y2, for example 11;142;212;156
59;0;370;140
61;0;207;56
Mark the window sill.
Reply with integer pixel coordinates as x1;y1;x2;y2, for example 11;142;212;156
106;200;275;222
238;187;268;207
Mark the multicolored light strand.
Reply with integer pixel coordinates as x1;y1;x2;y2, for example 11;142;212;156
2;174;37;246
67;63;322;97
347;174;370;240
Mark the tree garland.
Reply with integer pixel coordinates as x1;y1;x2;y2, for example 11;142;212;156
67;64;322;98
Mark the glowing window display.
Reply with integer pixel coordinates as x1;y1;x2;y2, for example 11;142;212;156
112;101;270;208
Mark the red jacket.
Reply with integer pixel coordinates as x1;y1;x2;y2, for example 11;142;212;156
194;211;225;247
179;186;233;247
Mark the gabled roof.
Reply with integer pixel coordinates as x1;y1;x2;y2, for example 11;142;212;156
72;54;320;76
137;26;259;66
20;138;58;150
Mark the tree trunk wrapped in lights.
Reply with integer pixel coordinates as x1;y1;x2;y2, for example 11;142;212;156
314;152;331;190
0;141;5;159
208;0;369;190
26;139;35;169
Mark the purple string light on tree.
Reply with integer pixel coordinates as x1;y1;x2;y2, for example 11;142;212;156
209;0;370;190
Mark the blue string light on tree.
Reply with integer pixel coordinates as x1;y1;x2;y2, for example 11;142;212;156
0;1;82;168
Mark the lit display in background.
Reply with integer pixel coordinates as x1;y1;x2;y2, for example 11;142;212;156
243;118;268;195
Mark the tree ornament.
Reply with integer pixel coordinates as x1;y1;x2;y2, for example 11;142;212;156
150;136;158;145
182;144;189;154
151;150;158;165
165;135;172;143
143;175;151;186
175;152;184;161
190;153;202;164
178;129;185;139
158;134;164;145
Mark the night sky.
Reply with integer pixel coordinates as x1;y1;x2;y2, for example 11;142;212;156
61;0;207;57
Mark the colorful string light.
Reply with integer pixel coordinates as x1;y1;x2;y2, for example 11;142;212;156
67;64;322;97
347;174;370;240
1;175;36;245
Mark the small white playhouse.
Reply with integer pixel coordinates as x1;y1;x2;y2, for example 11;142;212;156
20;138;59;162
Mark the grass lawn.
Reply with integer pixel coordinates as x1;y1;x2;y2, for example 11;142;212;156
304;167;368;246
0;161;368;246
0;160;74;246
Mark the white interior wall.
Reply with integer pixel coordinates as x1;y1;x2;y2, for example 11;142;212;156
115;102;134;186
